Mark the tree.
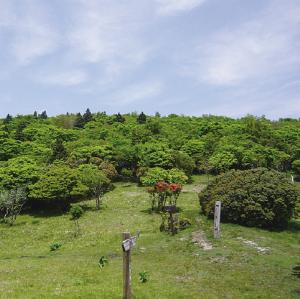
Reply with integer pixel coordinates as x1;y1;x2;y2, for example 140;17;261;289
114;113;125;123
33;111;38;118
137;112;147;124
70;205;84;236
50;137;67;162
292;160;300;180
3;114;13;125
28;163;87;207
173;151;195;176
0;138;23;161
0;156;41;189
138;142;174;168
15;121;27;141
82;108;93;124
0;188;27;225
77;164;110;209
74;113;85;128
39;111;48;119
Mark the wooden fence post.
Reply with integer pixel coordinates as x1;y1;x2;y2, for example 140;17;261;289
214;201;221;239
123;232;132;299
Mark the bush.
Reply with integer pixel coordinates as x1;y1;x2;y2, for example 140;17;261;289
140;167;188;186
199;168;298;229
50;243;62;251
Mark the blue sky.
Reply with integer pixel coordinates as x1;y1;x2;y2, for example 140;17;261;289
0;0;300;119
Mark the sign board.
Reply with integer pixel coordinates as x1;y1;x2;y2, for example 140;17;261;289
164;205;176;213
122;236;138;252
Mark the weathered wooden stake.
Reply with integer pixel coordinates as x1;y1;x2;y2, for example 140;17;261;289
214;201;221;239
291;175;294;184
123;232;132;299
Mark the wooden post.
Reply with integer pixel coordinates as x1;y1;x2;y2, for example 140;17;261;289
214;201;221;239
291;175;294;184
123;232;132;299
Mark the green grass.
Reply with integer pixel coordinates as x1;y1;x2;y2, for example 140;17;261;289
0;177;299;298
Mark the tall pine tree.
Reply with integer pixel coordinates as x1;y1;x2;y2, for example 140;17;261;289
137;112;147;124
83;108;93;124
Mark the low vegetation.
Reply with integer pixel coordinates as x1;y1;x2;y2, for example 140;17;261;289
199;168;298;229
0;178;299;298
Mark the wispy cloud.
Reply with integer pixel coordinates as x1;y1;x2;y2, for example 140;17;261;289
110;80;163;105
66;1;152;79
0;0;59;65
36;70;88;87
156;0;206;16
183;1;300;86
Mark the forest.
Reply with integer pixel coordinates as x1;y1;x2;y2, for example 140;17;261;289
0;110;300;211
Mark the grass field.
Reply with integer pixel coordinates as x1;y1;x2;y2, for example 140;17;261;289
0;176;299;299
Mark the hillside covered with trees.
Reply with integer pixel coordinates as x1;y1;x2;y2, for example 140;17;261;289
0;110;299;209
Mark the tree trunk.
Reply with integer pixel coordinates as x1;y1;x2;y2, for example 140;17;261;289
96;195;101;210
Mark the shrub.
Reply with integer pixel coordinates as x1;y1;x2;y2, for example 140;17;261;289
50;243;62;251
0;187;27;225
140;167;188;186
199;168;298;229
70;205;84;236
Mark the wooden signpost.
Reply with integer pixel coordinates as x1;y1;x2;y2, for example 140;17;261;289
122;231;140;299
214;201;221;239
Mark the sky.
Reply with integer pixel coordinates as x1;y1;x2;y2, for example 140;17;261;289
0;0;300;119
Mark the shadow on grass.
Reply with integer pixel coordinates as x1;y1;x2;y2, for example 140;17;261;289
140;207;184;214
286;220;300;233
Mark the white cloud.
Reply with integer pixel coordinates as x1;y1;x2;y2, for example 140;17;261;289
183;0;300;86
12;22;59;65
37;70;88;87
0;0;59;65
67;1;152;79
110;80;163;105
156;0;206;16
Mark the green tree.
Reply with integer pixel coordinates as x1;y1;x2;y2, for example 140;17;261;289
0;187;27;225
39;111;48;119
28;163;87;207
114;113;125;123
0;156;41;189
83;108;93;124
74;113;85;128
50;137;67;162
137;112;147;124
70;205;84;236
138;142;174;168
173;151;195;176
77;164;110;209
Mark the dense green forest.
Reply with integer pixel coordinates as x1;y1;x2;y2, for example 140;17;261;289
0;110;300;209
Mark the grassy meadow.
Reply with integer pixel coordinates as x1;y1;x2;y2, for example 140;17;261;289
0;176;299;299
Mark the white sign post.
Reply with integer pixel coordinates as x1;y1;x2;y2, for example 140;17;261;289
214;201;221;239
291;175;294;184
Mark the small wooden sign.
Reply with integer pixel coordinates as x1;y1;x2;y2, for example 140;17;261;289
122;236;137;252
164;205;176;213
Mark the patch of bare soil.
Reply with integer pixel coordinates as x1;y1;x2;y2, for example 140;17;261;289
192;231;213;250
